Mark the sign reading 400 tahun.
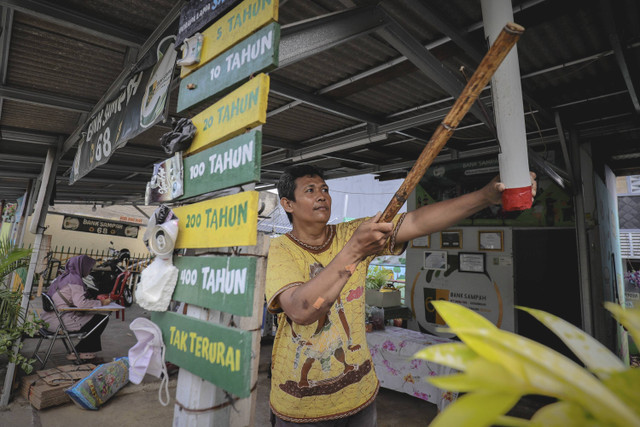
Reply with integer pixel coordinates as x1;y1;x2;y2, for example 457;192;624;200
173;256;257;316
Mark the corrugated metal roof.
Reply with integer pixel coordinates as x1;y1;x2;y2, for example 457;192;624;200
0;0;639;205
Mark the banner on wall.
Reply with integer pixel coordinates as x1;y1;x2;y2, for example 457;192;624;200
61;214;140;239
70;23;179;184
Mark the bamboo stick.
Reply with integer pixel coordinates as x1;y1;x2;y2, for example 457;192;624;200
379;22;524;223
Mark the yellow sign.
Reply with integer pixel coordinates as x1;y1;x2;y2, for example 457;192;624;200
180;0;279;78
187;74;269;155
173;191;259;249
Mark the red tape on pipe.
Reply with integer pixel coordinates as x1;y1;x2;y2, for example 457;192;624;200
501;186;532;211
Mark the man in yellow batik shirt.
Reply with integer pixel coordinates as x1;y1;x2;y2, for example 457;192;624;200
266;165;535;425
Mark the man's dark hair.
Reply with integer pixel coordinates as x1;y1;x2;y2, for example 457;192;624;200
277;165;325;223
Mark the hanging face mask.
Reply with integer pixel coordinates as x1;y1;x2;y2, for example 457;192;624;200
128;317;170;406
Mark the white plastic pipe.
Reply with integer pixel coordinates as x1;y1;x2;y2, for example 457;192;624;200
481;0;532;211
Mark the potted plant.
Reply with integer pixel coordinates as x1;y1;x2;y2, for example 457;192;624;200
415;301;640;426
365;266;401;307
0;239;43;374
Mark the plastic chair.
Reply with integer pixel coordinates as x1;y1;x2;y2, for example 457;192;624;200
109;270;131;321
31;293;109;368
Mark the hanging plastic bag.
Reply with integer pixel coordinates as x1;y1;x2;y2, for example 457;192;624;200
128;317;170;406
159;117;196;155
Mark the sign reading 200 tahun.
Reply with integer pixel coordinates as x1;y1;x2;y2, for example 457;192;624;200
172;191;259;249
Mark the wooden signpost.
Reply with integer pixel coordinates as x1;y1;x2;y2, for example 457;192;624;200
172;256;257;316
152;1;278;424
178;22;280;112
181;130;261;200
186;73;269;155
172;191;259;249
152;311;253;397
180;0;279;78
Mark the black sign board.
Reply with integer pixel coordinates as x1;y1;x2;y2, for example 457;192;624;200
70;23;178;184
176;0;241;48
62;215;140;239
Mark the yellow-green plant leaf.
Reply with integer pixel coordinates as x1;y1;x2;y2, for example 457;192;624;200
605;303;640;349
529;401;599;427
601;368;640;418
429;390;521;427
518;306;625;377
413;342;478;371
432;301;640;427
428;358;527;395
427;372;486;393
451;327;638;426
431;300;496;330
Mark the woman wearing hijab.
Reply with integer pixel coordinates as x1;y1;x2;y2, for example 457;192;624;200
42;255;112;360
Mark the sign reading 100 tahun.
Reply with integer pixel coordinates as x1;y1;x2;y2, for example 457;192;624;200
172;256;257;316
181;130;261;200
152;311;252;397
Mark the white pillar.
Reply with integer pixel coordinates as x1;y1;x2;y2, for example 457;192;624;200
1;147;58;407
481;0;532;211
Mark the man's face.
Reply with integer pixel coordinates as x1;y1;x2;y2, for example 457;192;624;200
283;175;332;225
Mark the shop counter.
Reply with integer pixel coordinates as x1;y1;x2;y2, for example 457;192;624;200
366;326;458;411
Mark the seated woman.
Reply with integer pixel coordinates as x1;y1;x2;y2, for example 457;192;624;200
42;255;112;360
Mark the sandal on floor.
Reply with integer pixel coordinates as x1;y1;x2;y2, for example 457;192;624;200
66;352;96;361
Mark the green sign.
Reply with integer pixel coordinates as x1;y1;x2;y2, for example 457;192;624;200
172;256;257;316
178;22;280;112
152;311;252;397
181;131;261;200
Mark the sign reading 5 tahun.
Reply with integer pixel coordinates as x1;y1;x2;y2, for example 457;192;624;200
180;0;279;78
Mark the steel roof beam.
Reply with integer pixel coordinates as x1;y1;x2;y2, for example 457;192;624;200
599;0;640;113
0;7;13;121
397;0;484;64
0;84;93;113
376;10;494;132
270;79;382;124
279;5;386;68
0;127;59;145
0;0;146;47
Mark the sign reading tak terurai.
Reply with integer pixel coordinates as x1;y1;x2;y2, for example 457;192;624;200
172;191;259;249
151;311;252;397
181;130;261;200
172;256;257;316
186;73;269;155
178;22;280;112
180;0;279;78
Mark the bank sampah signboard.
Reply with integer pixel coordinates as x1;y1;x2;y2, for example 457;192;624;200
70;24;178;184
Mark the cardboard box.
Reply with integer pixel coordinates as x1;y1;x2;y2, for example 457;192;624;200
20;363;95;410
365;289;401;307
